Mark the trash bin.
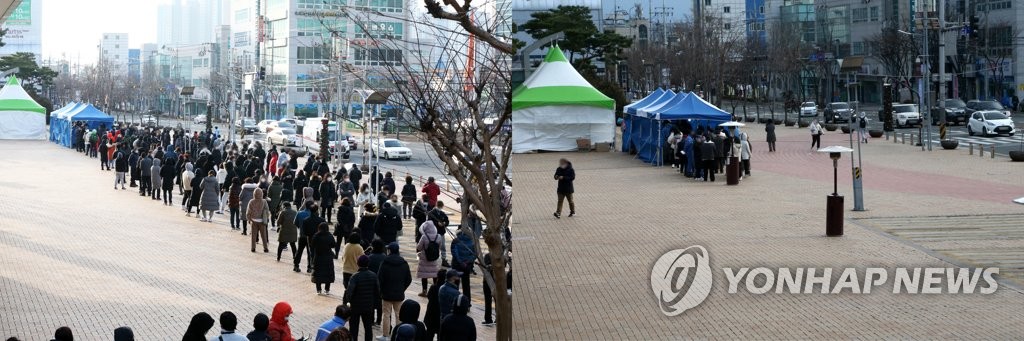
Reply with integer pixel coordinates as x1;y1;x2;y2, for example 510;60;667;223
726;156;740;185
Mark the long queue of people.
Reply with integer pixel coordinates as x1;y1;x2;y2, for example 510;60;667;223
663;124;753;182
43;121;499;341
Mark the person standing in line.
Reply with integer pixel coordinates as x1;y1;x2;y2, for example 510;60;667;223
411;195;429;242
228;178;242;230
450;230;475;297
340;232;365;288
312;222;337;295
374;202;402;244
439;296;476;341
140;152;154;197
267;302;299;341
268;176;283;230
160;157;177;205
810;119;823;150
357;204;379;249
188;166;204;217
99;137;110;170
416;221;443;297
276;202;299;262
765;120;777;152
209;311;248;341
343;255;381;341
480;252;495;326
335;198;356;257
437;269;462;321
701;137;718;182
400;176;416;220
552;158;575;219
421;177;440;209
349;163;363;192
128;148;141;188
740;133;753;177
712;131;726;174
390;300;428;341
216;163;228;214
113;146;129;190
199;170;220;222
114;326;135;341
150;158;162;200
319;175;337;223
292;202;313;273
378;242;412;340
301;204;326;273
381;172;396;197
423;269;447;340
246;188;271;253
51;326;73;341
239;178;259;235
292;170;309;208
355;184;374;216
337;173;355;209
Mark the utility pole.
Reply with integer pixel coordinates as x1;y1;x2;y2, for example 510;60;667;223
922;4;933;151
937;0;947;128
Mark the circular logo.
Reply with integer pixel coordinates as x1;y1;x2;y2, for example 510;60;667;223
650;245;713;316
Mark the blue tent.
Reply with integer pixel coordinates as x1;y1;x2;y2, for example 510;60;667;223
623;88;665;115
630;90;675;116
49;102;77;143
625;93;733;165
59;104;113;148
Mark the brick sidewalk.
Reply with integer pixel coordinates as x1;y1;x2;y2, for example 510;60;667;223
511;124;1023;339
0;141;496;340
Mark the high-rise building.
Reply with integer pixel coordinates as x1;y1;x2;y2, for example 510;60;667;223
158;0;230;47
0;0;42;63
227;0;414;120
98;33;129;69
128;49;141;81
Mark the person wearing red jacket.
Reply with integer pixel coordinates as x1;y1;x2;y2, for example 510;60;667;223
268;301;306;341
421;177;440;208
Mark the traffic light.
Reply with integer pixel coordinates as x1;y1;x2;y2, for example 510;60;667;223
258;67;266;81
968;16;979;39
882;83;894;132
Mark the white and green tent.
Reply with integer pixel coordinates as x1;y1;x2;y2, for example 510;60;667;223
0;76;46;140
512;45;615;153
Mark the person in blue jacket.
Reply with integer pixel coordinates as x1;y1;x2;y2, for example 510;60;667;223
450;229;475;297
315;305;350;341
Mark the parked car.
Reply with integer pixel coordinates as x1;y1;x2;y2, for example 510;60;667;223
799;102;818;117
236;118;258;133
341;132;358;149
266;127;300;146
257;119;277;132
967;111;1016;137
370;138;412;160
824;102;854;123
966;100;1012;118
265;120;295;133
192;114;207;124
892;104;922;128
931;99;968;125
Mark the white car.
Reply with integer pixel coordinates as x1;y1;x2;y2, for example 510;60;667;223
799;102;817;117
266;120;296;132
193;114;207;124
266;127;300;146
967;110;1016;137
892;104;922;128
257;119;277;133
370;138;412;160
141;115;158;126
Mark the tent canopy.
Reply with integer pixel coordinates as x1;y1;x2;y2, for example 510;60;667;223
623;88;665;114
51;102;77;116
66;103;114;122
654;93;731;121
639;92;688;116
512;46;614;111
0;76;46;140
629;90;674;115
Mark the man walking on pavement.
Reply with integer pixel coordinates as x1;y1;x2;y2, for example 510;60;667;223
553;158;575;218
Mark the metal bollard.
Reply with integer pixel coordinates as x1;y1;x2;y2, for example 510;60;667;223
910;133;915;145
968;142;973;155
980;146;984;157
901;133;906;144
991;146;996;159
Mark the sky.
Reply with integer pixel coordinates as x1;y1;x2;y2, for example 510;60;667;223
41;0;161;63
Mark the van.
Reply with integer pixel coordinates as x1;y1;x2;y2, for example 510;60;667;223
302;118;350;159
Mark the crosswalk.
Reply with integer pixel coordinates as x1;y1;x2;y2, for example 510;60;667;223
932;131;1022;146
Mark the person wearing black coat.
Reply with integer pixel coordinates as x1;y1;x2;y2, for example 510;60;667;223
439;295;476;341
128;149;140;187
344;255;381;341
423;269;446;340
160;158;177;205
280;171;295;203
292;171;309;207
139;154;154;196
319;177;337;222
335;199;356;256
357;206;378;249
114;148;129;189
311;222;337;295
302;206;326;273
765;120;777;152
374;202;403;244
701;138;718;182
553;158;575;219
390;300;428;341
349;165;363;190
181;312;215;341
379;242;413;339
308;175;322;203
412;195;429;241
381;172;396;196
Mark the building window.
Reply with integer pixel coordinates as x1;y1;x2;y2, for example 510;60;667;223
352;48;403;66
723;6;731;13
851;8;868;23
869;6;879;21
760;6;765;13
724;23;731;30
704;0;711;6
852;41;864;55
297;46;332;64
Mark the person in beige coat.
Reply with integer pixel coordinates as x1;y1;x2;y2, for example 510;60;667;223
246;188;271;253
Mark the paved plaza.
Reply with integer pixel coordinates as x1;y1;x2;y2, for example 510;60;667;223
511;122;1024;339
0;141;496;340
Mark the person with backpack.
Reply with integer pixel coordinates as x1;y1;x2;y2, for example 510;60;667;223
857;114;869;143
416;220;444;297
426;201;449;264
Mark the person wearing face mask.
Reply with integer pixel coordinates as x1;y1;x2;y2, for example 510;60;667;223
437;269;463;321
552;158;575;219
267;302;306;341
343;255;381;341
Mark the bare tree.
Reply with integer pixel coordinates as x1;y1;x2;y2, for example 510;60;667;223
866;28;918;100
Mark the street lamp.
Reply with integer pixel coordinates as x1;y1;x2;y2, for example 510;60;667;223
817;145;854;236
